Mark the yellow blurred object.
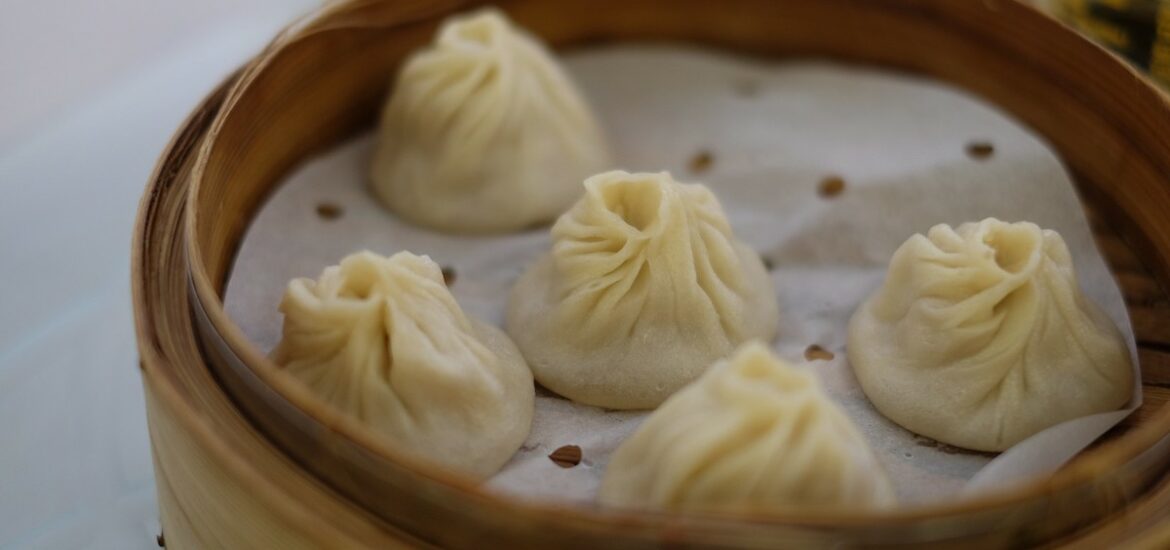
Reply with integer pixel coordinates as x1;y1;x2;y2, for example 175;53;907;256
1046;0;1170;87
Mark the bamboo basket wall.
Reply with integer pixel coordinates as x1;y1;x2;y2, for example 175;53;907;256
133;0;1170;547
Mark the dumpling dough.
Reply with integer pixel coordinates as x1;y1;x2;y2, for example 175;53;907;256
599;342;896;511
848;219;1133;452
369;8;611;233
507;170;779;409
273;251;534;479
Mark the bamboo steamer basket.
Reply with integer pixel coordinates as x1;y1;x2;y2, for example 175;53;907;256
133;0;1170;547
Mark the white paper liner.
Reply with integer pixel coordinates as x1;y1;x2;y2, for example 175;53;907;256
224;45;1139;507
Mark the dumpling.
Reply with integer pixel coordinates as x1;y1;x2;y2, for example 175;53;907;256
599;342;896;511
848;219;1133;452
369;8;611;233
272;251;534;478
507;170;779;409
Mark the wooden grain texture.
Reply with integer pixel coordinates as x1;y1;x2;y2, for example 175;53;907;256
132;0;1170;547
1051;434;1170;549
1138;348;1170;386
133;73;426;550
1087;202;1170;398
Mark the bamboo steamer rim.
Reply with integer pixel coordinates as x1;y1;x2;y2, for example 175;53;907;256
172;0;1170;535
186;0;486;494
130;78;338;543
135;74;432;547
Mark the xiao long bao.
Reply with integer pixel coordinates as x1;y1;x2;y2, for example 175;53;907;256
272;251;535;478
368;8;611;233
848;219;1133;452
507;170;779;409
600;342;896;511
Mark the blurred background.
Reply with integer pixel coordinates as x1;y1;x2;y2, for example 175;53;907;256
0;2;313;548
0;0;1164;548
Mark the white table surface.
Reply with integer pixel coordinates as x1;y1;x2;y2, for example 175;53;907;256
0;3;316;548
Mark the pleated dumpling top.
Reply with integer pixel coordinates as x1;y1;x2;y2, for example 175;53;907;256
507;171;779;409
600;342;895;511
848;219;1133;451
273;251;535;478
369;8;610;233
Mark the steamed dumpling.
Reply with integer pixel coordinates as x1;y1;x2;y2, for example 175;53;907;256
600;342;895;511
848;219;1133;452
369;8;611;233
507;170;779;409
273;251;534;478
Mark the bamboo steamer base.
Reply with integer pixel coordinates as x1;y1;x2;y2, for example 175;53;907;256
133;0;1170;547
135;80;424;550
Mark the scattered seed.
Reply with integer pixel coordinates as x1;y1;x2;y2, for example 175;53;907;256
441;266;456;286
689;150;714;174
818;175;846;198
804;345;835;361
315;202;344;220
549;445;583;468
966;141;995;160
